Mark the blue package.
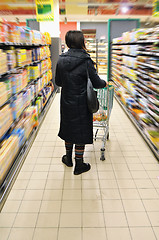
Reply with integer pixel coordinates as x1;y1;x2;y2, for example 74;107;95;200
12;128;25;147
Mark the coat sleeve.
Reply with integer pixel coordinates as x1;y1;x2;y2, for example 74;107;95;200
55;60;62;87
87;59;106;89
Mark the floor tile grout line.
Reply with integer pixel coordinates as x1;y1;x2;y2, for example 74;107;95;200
31;138;57;240
129;167;158;240
125;157;158;240
57;160;72;239
112;163;134;240
111;99;158;238
27;108;59;239
3;94;159;240
6;151;39;239
93;143;109;240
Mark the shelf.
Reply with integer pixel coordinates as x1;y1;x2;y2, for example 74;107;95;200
147;109;159;127
114;93;159;160
0;42;49;47
0;103;30;143
137;61;159;71
0;89;57;211
137;69;159;84
0;76;52;141
112;67;121;75
35;79;52;97
0;56;50;79
0;95;14;109
0;68;51;109
137;51;159;57
112;40;159;45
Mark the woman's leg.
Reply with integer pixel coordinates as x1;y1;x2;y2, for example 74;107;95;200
62;141;73;167
74;144;91;175
75;144;85;160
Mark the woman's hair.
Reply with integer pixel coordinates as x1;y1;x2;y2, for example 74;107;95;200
65;30;86;50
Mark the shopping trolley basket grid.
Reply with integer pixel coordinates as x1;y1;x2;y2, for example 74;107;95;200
93;85;114;160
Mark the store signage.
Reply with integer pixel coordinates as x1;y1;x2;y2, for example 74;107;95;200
153;0;159;16
35;0;54;21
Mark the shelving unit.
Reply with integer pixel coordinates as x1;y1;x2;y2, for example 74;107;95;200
97;41;108;75
85;38;97;69
85;39;107;75
0;27;55;209
111;32;159;160
0;90;56;211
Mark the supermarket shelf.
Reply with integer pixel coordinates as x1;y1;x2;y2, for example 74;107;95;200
0;101;33;143
114;93;159;161
137;51;159;57
35;79;53;98
112;40;159;45
0;89;57;211
112;75;159;125
0;68;51;109
137;61;159;71
122;74;159;97
0;42;50;47
0;95;14;109
0;56;50;79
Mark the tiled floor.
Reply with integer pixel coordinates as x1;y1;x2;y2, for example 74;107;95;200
0;93;159;240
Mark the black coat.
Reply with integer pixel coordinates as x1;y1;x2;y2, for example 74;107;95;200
55;48;106;144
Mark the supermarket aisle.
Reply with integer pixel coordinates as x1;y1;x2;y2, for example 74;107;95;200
0;93;159;240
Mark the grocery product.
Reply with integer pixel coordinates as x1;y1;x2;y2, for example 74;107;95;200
0;104;13;139
0;76;12;106
0;21;54;193
112;27;159;156
0;49;8;75
0;135;19;186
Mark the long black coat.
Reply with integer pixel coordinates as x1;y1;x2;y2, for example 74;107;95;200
55;48;106;144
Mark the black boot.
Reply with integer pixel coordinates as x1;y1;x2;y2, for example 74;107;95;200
74;158;91;175
62;154;73;167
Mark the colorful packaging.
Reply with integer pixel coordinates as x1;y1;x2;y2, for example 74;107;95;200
0;104;13;139
0;135;19;185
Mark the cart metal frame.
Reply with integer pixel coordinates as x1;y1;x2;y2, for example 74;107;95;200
93;85;114;160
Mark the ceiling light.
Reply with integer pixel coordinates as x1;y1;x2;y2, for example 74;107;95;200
121;6;129;13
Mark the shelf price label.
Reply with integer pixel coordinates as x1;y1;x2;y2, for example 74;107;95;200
153;0;159;16
35;0;54;21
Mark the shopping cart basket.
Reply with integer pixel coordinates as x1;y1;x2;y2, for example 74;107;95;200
93;84;114;160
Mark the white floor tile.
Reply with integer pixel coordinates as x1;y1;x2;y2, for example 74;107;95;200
1;94;159;240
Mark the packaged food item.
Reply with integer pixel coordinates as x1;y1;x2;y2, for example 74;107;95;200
0;18;9;43
0;49;8;74
6;49;16;70
93;107;107;122
44;32;51;45
0;76;12;106
0;104;13;139
0;135;19;185
16;49;25;67
29;106;39;128
11;93;24;120
36;96;43;115
12;128;25;147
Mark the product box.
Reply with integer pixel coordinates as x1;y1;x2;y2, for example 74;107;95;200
0;135;19;186
0;104;13;139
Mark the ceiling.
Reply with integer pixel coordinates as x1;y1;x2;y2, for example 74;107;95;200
0;0;158;23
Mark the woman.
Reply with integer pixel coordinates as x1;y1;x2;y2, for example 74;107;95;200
55;30;106;175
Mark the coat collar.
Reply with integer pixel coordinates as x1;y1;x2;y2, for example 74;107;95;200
62;48;90;59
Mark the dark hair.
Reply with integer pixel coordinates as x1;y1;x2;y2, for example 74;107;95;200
65;30;86;50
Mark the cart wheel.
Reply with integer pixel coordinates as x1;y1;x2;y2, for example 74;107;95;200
107;133;109;140
100;148;105;161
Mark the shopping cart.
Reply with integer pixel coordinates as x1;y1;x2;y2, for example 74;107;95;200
93;84;114;160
